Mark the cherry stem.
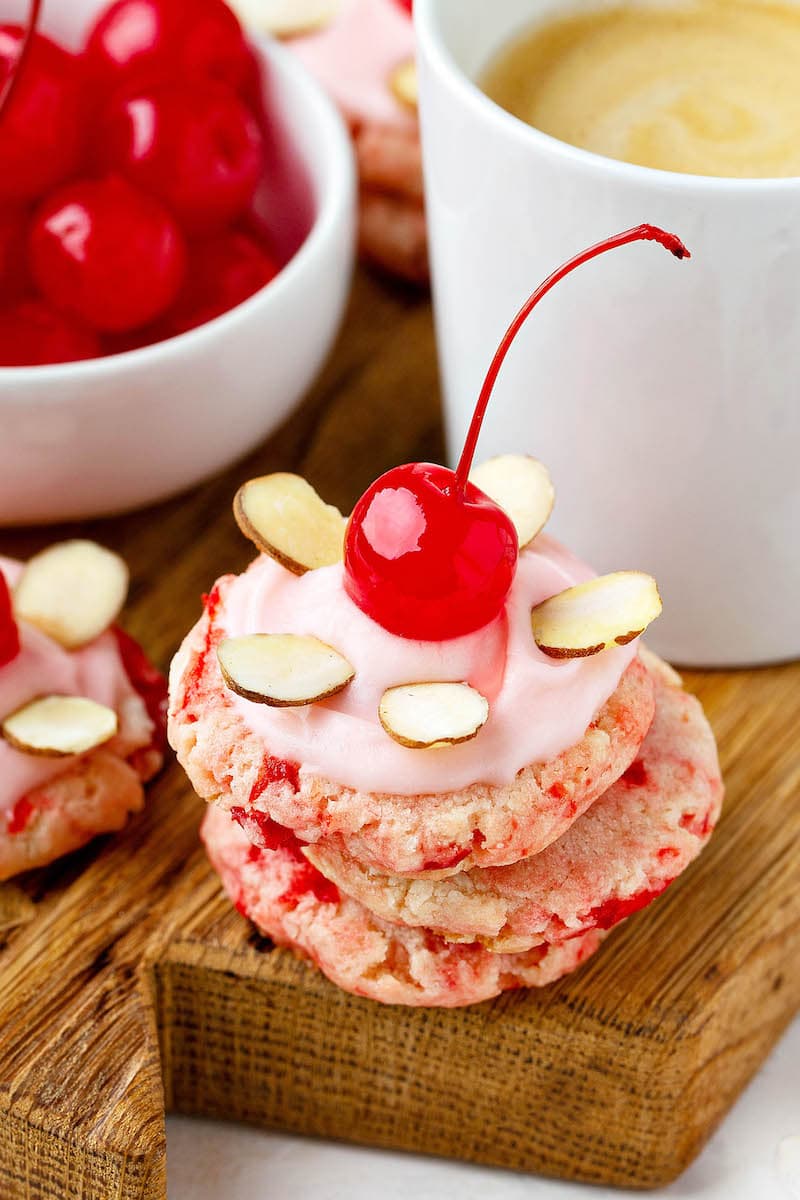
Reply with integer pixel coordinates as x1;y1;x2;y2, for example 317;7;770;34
0;0;43;122
453;224;690;496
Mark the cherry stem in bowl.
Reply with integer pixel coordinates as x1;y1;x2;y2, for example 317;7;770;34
0;0;43;120
453;223;691;497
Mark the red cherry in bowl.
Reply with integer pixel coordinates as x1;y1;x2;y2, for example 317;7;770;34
157;229;279;336
345;225;690;640
0;206;30;299
29;176;186;333
84;0;254;96
0;572;20;666
0;299;100;366
100;81;264;236
0;26;84;202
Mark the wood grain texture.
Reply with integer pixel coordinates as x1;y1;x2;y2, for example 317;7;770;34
0;270;798;1198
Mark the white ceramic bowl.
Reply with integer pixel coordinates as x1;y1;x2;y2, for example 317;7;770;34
0;0;356;524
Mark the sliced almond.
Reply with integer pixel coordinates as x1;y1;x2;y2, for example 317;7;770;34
379;682;489;749
470;455;555;549
2;695;118;757
234;474;346;575
531;571;662;659
14;540;129;650
217;634;354;706
390;58;418;110
230;0;340;36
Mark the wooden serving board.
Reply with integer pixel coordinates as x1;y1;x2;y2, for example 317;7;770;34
0;271;798;1199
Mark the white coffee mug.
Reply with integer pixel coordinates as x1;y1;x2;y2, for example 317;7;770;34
415;0;800;666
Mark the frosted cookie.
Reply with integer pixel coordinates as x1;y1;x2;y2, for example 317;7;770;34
168;234;688;878
171;226;706;1007
0;545;166;880
304;656;723;951
234;0;427;282
201;803;605;1007
171;577;653;875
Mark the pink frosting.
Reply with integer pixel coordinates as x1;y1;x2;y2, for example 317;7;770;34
0;557;151;816
290;0;416;131
218;536;639;795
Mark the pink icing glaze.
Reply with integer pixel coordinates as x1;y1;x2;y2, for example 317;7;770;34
0;557;153;816
218;535;638;795
290;0;416;131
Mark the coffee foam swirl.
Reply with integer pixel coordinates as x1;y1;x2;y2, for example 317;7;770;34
482;0;800;179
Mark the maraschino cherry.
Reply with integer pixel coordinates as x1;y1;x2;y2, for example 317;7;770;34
84;0;254;96
100;80;264;235
0;206;30;299
158;229;279;336
0;22;84;202
344;225;689;641
29;176;186;333
0;299;100;366
0;573;20;667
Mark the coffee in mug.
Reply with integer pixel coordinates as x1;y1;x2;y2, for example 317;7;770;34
480;0;800;177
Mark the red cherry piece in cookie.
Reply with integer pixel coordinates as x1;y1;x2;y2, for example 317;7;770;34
84;0;254;96
159;230;279;336
345;462;518;641
112;626;168;754
30;177;186;333
0;299;100;365
100;81;264;235
0;573;20;666
0;27;84;202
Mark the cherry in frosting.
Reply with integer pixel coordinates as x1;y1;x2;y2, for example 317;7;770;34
0;574;20;667
345;462;518;641
344;225;689;641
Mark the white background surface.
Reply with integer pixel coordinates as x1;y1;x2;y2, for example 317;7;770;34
167;1014;800;1199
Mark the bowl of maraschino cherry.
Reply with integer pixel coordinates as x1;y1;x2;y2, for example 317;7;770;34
0;0;355;523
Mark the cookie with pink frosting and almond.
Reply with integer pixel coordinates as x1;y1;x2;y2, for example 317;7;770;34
0;543;166;880
169;556;654;876
233;0;427;283
170;227;715;1005
303;655;723;952
201;802;605;1007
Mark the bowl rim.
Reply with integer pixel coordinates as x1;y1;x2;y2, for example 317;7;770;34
0;32;356;390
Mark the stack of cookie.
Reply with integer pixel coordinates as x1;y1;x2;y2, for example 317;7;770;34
1;541;166;880
232;0;428;282
169;461;722;1007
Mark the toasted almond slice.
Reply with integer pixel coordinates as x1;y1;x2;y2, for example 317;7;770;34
379;682;489;749
531;571;662;659
230;0;340;36
390;58;418;109
218;634;354;706
14;540;129;650
234;474;346;575
2;695;118;757
470;455;555;550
